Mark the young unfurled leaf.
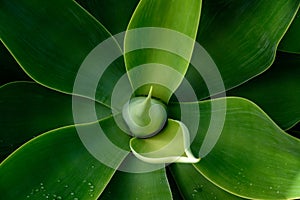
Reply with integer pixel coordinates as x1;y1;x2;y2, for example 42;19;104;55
130;119;200;164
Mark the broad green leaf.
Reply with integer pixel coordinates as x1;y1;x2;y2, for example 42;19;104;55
130;119;199;164
169;164;244;199
169;97;300;199
0;0;124;106
124;0;201;103
100;154;173;200
228;52;300;130
187;0;300;99
0;119;129;199
0;81;111;161
76;0;139;35
278;10;300;54
0;42;30;85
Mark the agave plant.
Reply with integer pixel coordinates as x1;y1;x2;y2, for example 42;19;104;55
1;0;300;199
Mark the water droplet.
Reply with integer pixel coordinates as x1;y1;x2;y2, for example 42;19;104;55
238;172;242;175
83;180;87;183
53;194;57;197
26;195;30;198
57;196;62;199
41;186;44;190
89;189;94;192
57;179;61;183
46;196;49;199
64;185;68;188
276;191;280;194
74;198;78;200
35;188;39;192
91;165;95;168
71;192;74;195
88;182;92;186
193;189;197;192
90;185;94;189
40;183;43;186
269;186;273;190
250;183;253;186
90;194;94;197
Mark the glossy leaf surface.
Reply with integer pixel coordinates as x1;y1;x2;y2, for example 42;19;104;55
76;0;139;35
186;0;300;99
169;98;300;199
124;0;201;102
0;120;128;199
169;164;244;199
0;0;124;105
0;82;111;161
101;155;172;199
228;52;300;130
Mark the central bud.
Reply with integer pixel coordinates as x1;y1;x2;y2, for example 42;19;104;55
122;87;167;138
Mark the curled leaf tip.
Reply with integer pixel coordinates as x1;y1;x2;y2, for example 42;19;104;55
130;119;201;164
122;86;167;138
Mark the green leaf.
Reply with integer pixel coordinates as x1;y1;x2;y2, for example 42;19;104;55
165;168;184;200
124;0;201;103
130;119;199;164
169;97;300;199
0;42;30;85
0;81;111;161
228;52;300;130
169;164;244;199
76;0;139;35
0;0;124;105
0;120;128;199
186;0;300;99
100;154;173;199
278;10;300;54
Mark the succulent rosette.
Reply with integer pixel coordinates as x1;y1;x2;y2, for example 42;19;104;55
1;0;300;199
